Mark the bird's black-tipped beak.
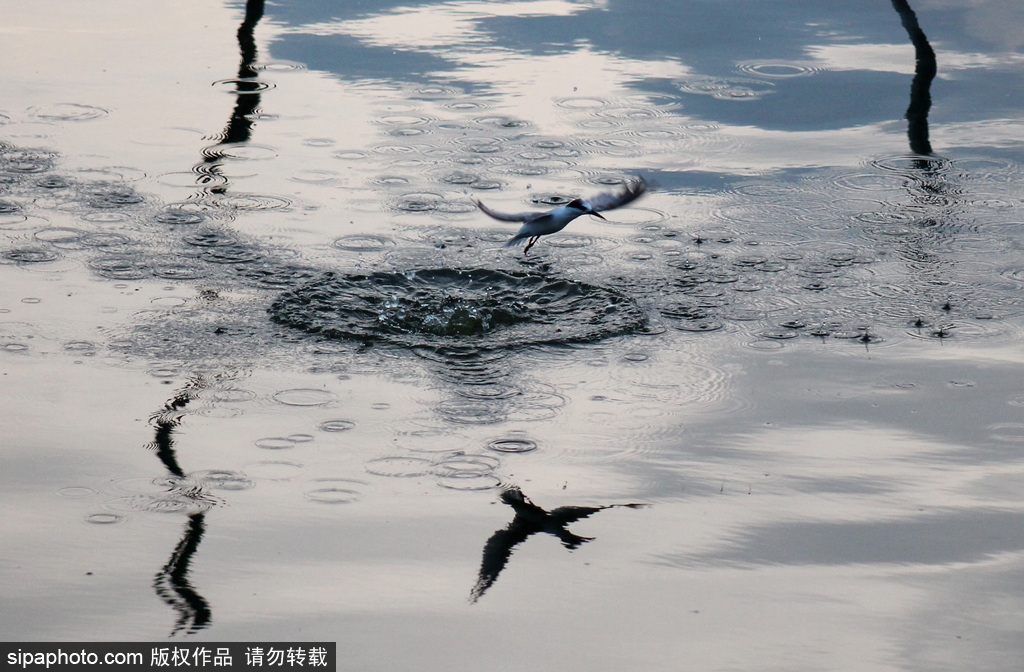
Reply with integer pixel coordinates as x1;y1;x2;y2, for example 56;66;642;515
589;211;607;220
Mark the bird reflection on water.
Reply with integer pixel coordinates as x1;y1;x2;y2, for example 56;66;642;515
470;487;645;603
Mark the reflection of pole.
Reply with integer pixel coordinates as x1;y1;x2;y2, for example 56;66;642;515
154;512;212;636
222;0;266;144
146;374;230;636
148;390;193;478
891;0;936;155
198;0;266;194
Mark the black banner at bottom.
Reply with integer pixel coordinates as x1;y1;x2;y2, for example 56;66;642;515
1;643;335;671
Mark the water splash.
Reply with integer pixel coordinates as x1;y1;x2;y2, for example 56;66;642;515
269;267;648;350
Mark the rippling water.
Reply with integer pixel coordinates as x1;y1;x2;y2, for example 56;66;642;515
3;0;1024;669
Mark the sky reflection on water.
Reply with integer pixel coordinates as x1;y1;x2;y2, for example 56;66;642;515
2;0;1024;669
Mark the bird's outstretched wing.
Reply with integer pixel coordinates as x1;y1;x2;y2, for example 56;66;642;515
470;526;530;602
587;178;647;212
475;200;537;222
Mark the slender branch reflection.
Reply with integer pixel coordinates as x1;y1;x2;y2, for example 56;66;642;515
146;386;197;479
891;0;936;156
471;487;644;603
145;375;220;636
197;0;266;194
154;512;212;636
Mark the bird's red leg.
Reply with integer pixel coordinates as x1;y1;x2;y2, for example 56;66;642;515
524;236;538;255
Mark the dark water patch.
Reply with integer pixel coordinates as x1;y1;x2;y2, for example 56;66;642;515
183;228;239;248
269;268;648;350
0;147;56;174
394;192;443;212
156;207;206;226
197;245;263;265
80;232;132;248
4;247;61;263
35;175;73;190
88;256;151;279
153;263;206;280
83;182;144;209
235;262;318;288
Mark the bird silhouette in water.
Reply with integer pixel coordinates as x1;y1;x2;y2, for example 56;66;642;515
470;486;645;602
476;178;648;255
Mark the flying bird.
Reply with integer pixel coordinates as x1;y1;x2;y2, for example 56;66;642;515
475;178;647;254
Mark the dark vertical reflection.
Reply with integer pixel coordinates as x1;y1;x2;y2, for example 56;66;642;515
154;512;212;636
225;0;266;141
147;388;195;478
470;487;644;603
891;0;936;156
146;375;216;636
856;0;966;336
197;0;266;194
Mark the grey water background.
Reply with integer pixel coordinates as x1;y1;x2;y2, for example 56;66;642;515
3;0;1024;669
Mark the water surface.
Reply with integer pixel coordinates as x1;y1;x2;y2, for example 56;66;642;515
3;1;1024;670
